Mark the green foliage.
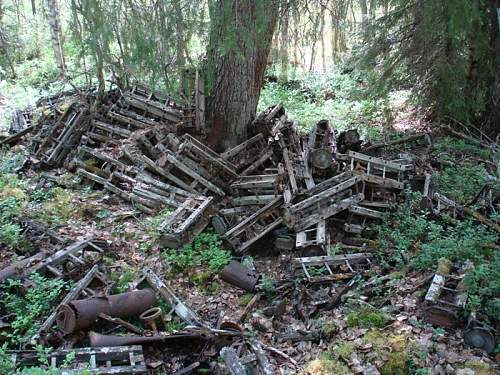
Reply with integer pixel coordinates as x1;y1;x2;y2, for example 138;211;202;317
164;318;186;333
110;267;136;293
346;309;388;328
258;69;387;137
375;191;499;322
258;276;276;300
432;165;488;204
433;137;497;161
34;187;82;226
0;148;29;174
358;0;499;128
163;231;231;273
0;173;29;252
0;273;67;346
380;351;410;375
0;343;14;375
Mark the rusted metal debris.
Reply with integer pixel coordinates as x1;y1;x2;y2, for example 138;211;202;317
4;82;454;372
56;289;157;334
424;261;469;328
220;260;260;292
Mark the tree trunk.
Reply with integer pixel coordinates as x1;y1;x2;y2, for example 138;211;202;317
480;0;500;135
369;0;376;18
280;6;289;82
309;11;321;71
320;6;326;72
173;0;186;70
359;0;368;33
205;0;278;151
45;0;66;77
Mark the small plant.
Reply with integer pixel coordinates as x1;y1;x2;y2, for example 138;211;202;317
432;165;489;204
0;273;67;346
319;321;337;338
164;318;186;332
163;230;231;273
110;267;136;293
258;276;276;300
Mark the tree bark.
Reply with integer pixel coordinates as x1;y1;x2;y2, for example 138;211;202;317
45;0;66;77
205;0;278;151
280;6;289;82
320;5;326;72
359;0;368;34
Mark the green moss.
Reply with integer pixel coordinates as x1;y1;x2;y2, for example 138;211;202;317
305;356;354;375
37;187;82;225
346;310;388;328
320;322;338;337
335;340;355;361
380;351;409;375
462;360;494;375
238;293;254;306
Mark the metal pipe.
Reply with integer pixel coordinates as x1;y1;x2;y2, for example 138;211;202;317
88;331;200;347
56;289;157;334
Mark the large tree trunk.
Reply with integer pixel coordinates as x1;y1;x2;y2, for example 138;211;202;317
45;0;66;77
205;0;278;151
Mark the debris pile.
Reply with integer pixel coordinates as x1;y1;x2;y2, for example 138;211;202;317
1;83;498;374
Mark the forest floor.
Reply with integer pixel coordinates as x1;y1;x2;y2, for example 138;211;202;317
0;75;498;374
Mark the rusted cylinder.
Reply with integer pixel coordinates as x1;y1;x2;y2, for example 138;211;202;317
220;260;259;292
139;307;163;334
89;331;198;347
57;289;157;334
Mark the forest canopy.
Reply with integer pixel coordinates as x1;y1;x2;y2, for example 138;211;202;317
1;0;498;139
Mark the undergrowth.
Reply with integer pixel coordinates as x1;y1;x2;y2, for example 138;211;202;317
0;273;67;347
432;165;489;204
0;173;29;252
258;69;387;137
163;231;231;273
375;191;499;322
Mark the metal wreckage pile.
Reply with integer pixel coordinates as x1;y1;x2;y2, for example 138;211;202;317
1;81;498;374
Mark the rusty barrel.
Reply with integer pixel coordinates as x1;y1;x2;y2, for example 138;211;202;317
57;288;157;334
220;260;259;292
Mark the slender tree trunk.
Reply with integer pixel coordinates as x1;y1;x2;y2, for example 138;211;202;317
173;0;186;70
320;6;326;72
369;0;376;18
205;0;278;151
330;8;337;62
359;0;368;33
280;6;289;82
292;3;299;67
309;11;320;71
45;0;66;77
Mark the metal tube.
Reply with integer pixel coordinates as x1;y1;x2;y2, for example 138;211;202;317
57;289;157;334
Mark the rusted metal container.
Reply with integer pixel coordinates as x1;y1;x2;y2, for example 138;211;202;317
220;260;260;292
56;289;157;334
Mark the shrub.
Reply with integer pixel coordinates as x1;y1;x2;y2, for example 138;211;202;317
163;231;231;273
0;273;67;346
